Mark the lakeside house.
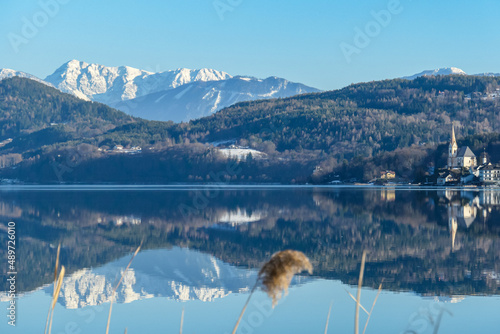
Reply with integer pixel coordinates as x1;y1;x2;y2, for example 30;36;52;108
440;124;499;186
437;172;457;185
380;170;396;180
478;163;500;184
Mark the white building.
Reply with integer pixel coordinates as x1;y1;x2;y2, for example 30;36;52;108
447;125;477;169
478;163;500;184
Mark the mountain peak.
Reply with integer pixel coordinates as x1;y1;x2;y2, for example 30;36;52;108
402;67;467;80
59;59;88;70
44;61;234;104
66;59;83;65
42;60;319;122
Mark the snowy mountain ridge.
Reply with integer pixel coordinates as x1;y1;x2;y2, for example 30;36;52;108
41;60;320;122
402;67;467;80
4;62;500;122
112;75;320;122
0;68;52;86
44;59;232;105
403;67;500;80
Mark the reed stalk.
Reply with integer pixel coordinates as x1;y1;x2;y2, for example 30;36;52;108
44;243;61;334
362;281;383;334
105;243;142;334
48;265;65;334
354;251;367;334
324;301;333;334
180;307;184;334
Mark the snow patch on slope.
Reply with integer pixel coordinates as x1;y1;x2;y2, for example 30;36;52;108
112;76;320;122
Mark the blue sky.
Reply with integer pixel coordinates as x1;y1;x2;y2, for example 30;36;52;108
1;0;499;90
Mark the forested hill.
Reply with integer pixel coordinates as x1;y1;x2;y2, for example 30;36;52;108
0;77;135;138
177;75;500;157
1;75;499;183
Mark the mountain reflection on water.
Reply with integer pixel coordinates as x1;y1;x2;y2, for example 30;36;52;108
0;187;499;306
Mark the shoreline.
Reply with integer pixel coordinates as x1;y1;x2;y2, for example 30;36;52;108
0;183;498;191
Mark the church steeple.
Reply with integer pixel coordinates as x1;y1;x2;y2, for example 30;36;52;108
448;123;458;168
451;124;456;146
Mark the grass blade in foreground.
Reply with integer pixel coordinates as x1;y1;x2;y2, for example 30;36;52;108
324;301;333;334
105;242;142;334
180;307;184;334
362;281;383;334
355;251;367;334
48;265;65;334
44;243;61;334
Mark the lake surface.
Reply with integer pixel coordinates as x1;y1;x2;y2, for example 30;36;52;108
1;187;499;333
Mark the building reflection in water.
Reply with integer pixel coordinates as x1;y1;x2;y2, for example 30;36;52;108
380;188;396;202
440;189;500;250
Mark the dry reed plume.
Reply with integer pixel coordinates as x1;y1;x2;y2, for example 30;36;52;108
258;250;313;306
232;250;313;334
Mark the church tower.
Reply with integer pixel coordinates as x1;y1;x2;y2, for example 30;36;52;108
448;124;458;168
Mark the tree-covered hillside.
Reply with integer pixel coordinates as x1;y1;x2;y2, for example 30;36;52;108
0;76;499;183
178;75;500;158
0;77;136;153
0;77;136;136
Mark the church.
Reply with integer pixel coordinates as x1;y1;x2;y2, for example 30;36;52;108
447;125;477;169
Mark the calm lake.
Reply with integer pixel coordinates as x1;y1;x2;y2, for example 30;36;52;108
1;186;500;333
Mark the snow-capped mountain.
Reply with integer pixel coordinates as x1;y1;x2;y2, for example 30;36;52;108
44;247;259;309
402;67;467;80
44;60;320;122
0;68;52;86
112;75;320;122
44;60;232;105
